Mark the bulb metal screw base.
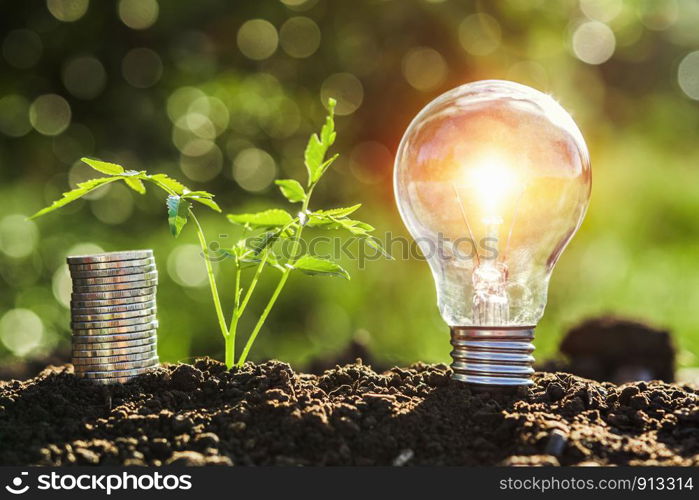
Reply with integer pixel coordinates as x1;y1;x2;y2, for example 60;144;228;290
450;326;535;386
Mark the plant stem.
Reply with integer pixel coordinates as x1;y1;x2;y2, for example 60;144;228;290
236;194;312;366
225;264;241;368
236;271;290;366
239;250;268;313
189;210;228;342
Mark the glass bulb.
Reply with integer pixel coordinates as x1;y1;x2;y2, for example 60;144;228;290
394;80;591;386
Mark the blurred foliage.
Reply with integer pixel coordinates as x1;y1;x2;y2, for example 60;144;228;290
1;0;698;369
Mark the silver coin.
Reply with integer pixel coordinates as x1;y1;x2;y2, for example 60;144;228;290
70;288;155;309
72;336;156;351
69;264;156;279
69;257;155;272
90;376;141;385
72;286;156;302
71;299;157;316
71;270;158;287
71;319;159;336
72;278;158;294
72;350;157;365
67;250;153;265
71;313;156;330
70;330;157;349
71;306;156;323
72;341;157;358
75;357;160;375
77;363;158;381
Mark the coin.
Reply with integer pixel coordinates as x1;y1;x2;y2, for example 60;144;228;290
72;330;156;344
71;319;159;336
72;350;157;365
72;278;158;294
75;357;160;375
72;341;156;357
67;250;153;265
72;336;156;351
71;290;156;308
71;306;156;323
71;271;158;287
69;264;157;279
90;375;148;385
71;313;157;330
70;283;157;303
68;257;155;272
70;299;156;316
76;363;159;380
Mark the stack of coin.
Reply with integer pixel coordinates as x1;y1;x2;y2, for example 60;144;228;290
68;250;159;385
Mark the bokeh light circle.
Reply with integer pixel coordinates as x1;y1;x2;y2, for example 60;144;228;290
320;73;364;115
122;47;163;88
279;16;321;58
0;309;44;357
0;215;39;259
458;14;502;56
2;29;43;69
233;148;277;192
350;141;392;184
572;21;616;65
47;0;89;22
678;51;699;100
90;182;134;224
118;0;159;30
167;86;206;122
52;264;72;309
180;145;223;182
167;244;209;288
402;47;447;91
62;56;106;99
0;95;32;137
580;0;622;23
237;19;278;60
29;94;72;136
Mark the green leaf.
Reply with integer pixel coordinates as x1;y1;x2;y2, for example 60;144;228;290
275;179;306;203
237;247;285;272
307;210;366;230
304;133;324;185
184;190;214;198
188;196;221;212
166;195;191;238
311;153;339;184
320;98;337;147
293;255;350;279
314;204;362;218
362;236;393;259
148;173;188;195
304;98;338;187
183;191;221;212
30;177;120;219
81;157;125;175
227;209;293;229
123;177;146;194
248;231;280;254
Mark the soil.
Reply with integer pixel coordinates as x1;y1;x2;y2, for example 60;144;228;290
0;359;697;466
554;316;676;384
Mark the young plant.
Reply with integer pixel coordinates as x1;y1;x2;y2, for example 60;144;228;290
31;99;389;368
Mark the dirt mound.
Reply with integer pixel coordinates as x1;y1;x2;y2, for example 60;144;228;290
0;360;696;466
556;316;676;383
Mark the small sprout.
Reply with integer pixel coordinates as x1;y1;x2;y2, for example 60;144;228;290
30;98;390;369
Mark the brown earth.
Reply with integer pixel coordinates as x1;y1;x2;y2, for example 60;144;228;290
0;359;697;466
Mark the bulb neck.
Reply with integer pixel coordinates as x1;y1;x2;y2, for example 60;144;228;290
450;326;535;387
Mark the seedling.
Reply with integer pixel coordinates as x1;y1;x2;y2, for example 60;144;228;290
32;99;389;368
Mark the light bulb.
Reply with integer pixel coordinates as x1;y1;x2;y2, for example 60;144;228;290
394;80;591;387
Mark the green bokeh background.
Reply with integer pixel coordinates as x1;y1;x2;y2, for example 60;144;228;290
1;0;698;370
